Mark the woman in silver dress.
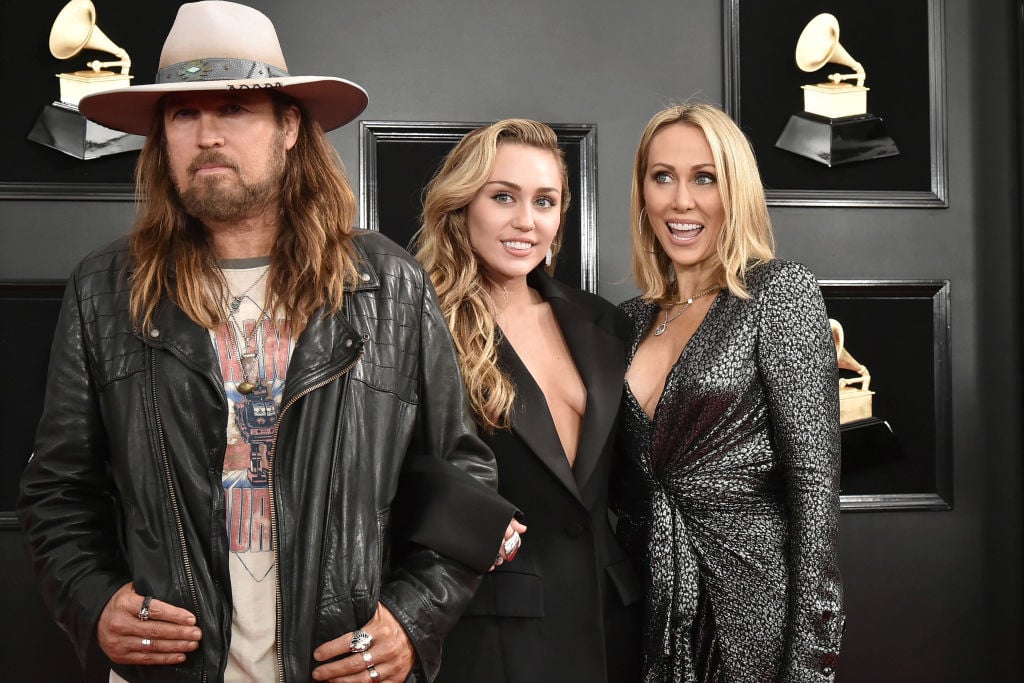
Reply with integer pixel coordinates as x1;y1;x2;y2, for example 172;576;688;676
616;103;845;681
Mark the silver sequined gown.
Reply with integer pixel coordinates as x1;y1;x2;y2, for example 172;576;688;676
616;260;845;682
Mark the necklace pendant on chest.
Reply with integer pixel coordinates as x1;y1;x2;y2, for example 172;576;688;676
653;322;669;336
237;380;256;395
230;297;242;311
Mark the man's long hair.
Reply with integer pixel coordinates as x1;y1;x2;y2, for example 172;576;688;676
128;92;359;334
413;119;570;432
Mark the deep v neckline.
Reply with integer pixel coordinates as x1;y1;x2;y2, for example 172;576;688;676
626;290;724;424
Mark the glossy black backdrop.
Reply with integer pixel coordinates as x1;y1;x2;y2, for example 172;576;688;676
1;1;183;191
0;284;64;518
822;282;950;506
732;0;932;192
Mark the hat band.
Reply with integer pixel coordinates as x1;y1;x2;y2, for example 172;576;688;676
158;58;290;84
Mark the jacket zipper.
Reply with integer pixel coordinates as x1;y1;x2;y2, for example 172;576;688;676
269;350;364;683
150;349;207;683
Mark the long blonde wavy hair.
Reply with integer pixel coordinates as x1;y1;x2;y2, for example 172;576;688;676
128;91;360;334
630;103;775;304
414;119;570;432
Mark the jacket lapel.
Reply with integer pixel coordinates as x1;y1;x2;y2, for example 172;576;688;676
546;293;624;495
501;270;626;502
500;340;583;502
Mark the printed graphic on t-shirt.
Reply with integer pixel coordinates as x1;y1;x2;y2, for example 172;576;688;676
211;301;295;579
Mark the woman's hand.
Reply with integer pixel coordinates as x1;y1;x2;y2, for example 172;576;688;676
490;518;527;570
96;582;202;665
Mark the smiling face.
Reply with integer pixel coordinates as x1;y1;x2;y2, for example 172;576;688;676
642;123;725;283
466;143;563;290
162;90;299;224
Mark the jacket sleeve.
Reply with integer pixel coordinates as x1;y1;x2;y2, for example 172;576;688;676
756;263;845;682
16;270;129;672
378;271;512;681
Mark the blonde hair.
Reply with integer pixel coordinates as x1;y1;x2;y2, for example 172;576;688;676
128;92;359;334
630;102;775;303
413;119;570;432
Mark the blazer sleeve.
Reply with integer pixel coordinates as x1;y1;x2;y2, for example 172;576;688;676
755;262;845;681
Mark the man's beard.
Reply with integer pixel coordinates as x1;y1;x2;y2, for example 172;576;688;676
175;130;288;223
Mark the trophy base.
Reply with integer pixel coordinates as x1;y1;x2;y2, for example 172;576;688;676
775;112;899;167
839;387;874;425
840;416;904;476
28;102;144;160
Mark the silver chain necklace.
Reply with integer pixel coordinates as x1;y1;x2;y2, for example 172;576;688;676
226;266;270;311
653;285;719;336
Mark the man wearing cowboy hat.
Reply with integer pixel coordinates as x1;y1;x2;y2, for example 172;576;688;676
18;2;519;682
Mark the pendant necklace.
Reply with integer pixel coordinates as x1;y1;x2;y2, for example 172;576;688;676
653;285;719;336
226;267;270;311
212;262;271;395
225;305;269;395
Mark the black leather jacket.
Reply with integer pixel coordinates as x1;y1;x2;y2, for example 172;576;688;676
18;230;510;682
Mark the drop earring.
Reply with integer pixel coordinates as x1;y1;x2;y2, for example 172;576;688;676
545;248;553;267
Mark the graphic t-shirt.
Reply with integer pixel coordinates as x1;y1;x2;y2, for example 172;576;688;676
211;258;294;682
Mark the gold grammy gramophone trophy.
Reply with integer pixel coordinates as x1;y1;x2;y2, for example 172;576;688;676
775;13;899;167
28;0;144;159
829;318;875;425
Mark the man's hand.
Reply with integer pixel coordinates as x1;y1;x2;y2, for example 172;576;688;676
97;582;202;666
312;603;415;682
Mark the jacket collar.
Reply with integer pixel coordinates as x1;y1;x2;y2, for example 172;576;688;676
138;240;378;399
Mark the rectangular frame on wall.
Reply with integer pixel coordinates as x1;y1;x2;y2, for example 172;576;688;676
359;121;599;293
820;280;952;511
723;0;947;207
0;281;66;529
0;2;183;200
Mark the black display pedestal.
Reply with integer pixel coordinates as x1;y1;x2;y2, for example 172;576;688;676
28;102;144;160
775;112;899;167
840;416;905;477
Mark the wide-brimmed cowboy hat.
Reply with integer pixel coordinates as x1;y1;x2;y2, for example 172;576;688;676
78;1;368;135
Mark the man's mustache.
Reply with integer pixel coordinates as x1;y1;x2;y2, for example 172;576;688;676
187;152;239;175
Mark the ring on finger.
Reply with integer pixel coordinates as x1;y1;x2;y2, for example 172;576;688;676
138;595;154;621
350;628;373;653
361;650;373;665
367;663;380;680
141;638;152;648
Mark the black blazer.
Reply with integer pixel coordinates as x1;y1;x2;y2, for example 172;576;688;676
437;270;643;683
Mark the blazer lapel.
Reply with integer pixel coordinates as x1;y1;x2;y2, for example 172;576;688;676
500;339;583;501
547;295;625;494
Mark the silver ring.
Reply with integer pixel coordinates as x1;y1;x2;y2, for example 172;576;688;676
138;595;154;621
350;628;373;653
362;650;374;665
503;530;521;556
141;638;152;648
368;663;380;680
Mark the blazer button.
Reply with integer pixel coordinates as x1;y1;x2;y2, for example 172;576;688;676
565;522;584;537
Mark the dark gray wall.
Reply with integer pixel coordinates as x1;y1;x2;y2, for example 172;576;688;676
2;1;1020;680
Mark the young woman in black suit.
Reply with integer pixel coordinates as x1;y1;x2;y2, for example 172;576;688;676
414;119;642;682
